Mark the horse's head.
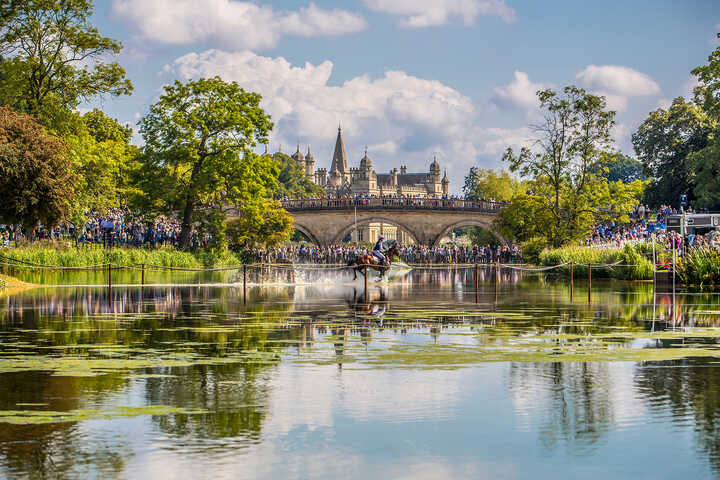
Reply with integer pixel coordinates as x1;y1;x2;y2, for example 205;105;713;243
385;239;399;257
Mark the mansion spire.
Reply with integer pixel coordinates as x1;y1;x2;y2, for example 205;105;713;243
330;125;349;174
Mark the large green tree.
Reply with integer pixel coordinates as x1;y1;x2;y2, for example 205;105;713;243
592;153;645;183
64;110;139;228
463;167;522;201
0;106;75;229
687;37;720;211
138;77;286;249
503;86;644;247
0;0;132;131
273;152;324;199
632;97;712;207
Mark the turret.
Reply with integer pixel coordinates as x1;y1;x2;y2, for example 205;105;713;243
305;145;315;180
360;147;372;173
391;167;398;186
430;156;441;178
442;170;450;196
291;143;305;165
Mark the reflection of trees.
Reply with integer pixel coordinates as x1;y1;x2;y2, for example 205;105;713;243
0;372;129;479
635;359;720;474
508;362;614;452
148;363;274;443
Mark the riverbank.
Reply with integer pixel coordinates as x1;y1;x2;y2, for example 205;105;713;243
539;244;655;280
0;245;245;268
0;273;34;289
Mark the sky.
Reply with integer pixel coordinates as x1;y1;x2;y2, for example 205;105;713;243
85;0;720;192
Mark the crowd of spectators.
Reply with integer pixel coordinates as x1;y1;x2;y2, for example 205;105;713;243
1;207;212;249
249;243;522;265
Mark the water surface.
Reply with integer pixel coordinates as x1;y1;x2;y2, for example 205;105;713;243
1;267;719;479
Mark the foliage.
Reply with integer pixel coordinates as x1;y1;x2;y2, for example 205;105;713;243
539;244;653;280
273;152;324;199
137;77;277;249
503;86;644;247
520;236;549;265
0;0;132;132
691;33;720;121
463;167;522;201
677;247;720;286
0;245;245;268
227;199;294;249
64;110;140;227
632;97;713;208
592;153;645;183
0;106;75;229
465;226;500;247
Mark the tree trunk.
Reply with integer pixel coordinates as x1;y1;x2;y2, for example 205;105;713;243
178;197;194;250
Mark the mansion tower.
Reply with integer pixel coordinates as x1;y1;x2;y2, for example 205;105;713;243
290;126;449;198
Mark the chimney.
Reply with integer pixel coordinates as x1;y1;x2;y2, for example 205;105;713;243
400;166;407;175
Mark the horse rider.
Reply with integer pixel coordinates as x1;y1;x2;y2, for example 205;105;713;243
373;235;388;266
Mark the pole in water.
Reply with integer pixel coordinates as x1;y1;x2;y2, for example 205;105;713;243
141;263;145;286
364;265;369;303
587;264;592;303
474;263;479;302
243;264;247;304
570;261;574;301
108;263;112;290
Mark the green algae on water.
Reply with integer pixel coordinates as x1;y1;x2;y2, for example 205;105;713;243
0;405;208;424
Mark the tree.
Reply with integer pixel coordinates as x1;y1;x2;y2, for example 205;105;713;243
632;97;712;207
0;0;132;131
503;86;643;247
0;106;75;229
462;167;522;201
592;153;645;183
688;38;720;211
51;110;140;231
138;77;281;249
273;152;324;199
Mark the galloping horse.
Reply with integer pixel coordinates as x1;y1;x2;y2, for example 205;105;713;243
347;240;400;280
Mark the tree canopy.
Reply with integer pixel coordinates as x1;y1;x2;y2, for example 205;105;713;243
0;0;132;132
0;106;75;229
463;167;522;202
501;86;644;248
273;152;324;199
137;77;289;249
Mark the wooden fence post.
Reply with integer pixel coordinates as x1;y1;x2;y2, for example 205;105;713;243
364;265;369;303
141;263;145;286
475;263;479;304
243;264;247;304
588;264;592;303
570;261;574;301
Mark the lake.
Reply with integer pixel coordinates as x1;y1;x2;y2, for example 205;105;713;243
1;266;719;479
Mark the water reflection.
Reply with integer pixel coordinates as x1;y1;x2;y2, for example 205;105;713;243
2;269;720;478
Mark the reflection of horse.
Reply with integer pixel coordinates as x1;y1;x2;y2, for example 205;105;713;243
348;286;389;323
347;240;400;280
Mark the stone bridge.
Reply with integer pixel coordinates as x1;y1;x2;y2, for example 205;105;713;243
281;198;504;246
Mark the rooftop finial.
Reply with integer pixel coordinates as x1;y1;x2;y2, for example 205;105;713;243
364;145;368;156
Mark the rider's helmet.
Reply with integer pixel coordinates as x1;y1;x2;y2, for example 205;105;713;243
378;235;385;240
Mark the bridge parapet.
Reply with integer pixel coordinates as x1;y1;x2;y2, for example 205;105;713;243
281;198;504;213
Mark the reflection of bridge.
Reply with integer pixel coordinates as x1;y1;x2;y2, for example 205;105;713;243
281;198;504;246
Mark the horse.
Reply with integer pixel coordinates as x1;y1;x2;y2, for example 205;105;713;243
347;240;400;281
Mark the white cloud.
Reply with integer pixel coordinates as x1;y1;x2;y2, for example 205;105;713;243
112;0;367;50
363;0;516;28
491;71;548;110
166;49;478;181
575;64;660;112
576;65;660;96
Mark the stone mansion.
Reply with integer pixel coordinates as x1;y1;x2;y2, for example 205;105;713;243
283;127;450;244
289;126;450;198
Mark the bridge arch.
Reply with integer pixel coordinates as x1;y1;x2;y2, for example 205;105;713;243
291;222;323;246
432;219;506;247
332;216;420;245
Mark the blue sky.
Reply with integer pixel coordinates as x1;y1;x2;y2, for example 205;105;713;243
87;0;719;192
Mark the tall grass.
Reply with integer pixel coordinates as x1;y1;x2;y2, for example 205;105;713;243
0;245;244;268
539;244;654;280
677;248;720;286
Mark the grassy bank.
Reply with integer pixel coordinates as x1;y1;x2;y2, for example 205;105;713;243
677;248;720;286
0;273;33;288
0;245;245;268
539;244;654;280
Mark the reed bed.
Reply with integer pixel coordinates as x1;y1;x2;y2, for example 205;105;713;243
539;244;654;280
677;247;720;286
0;245;244;268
